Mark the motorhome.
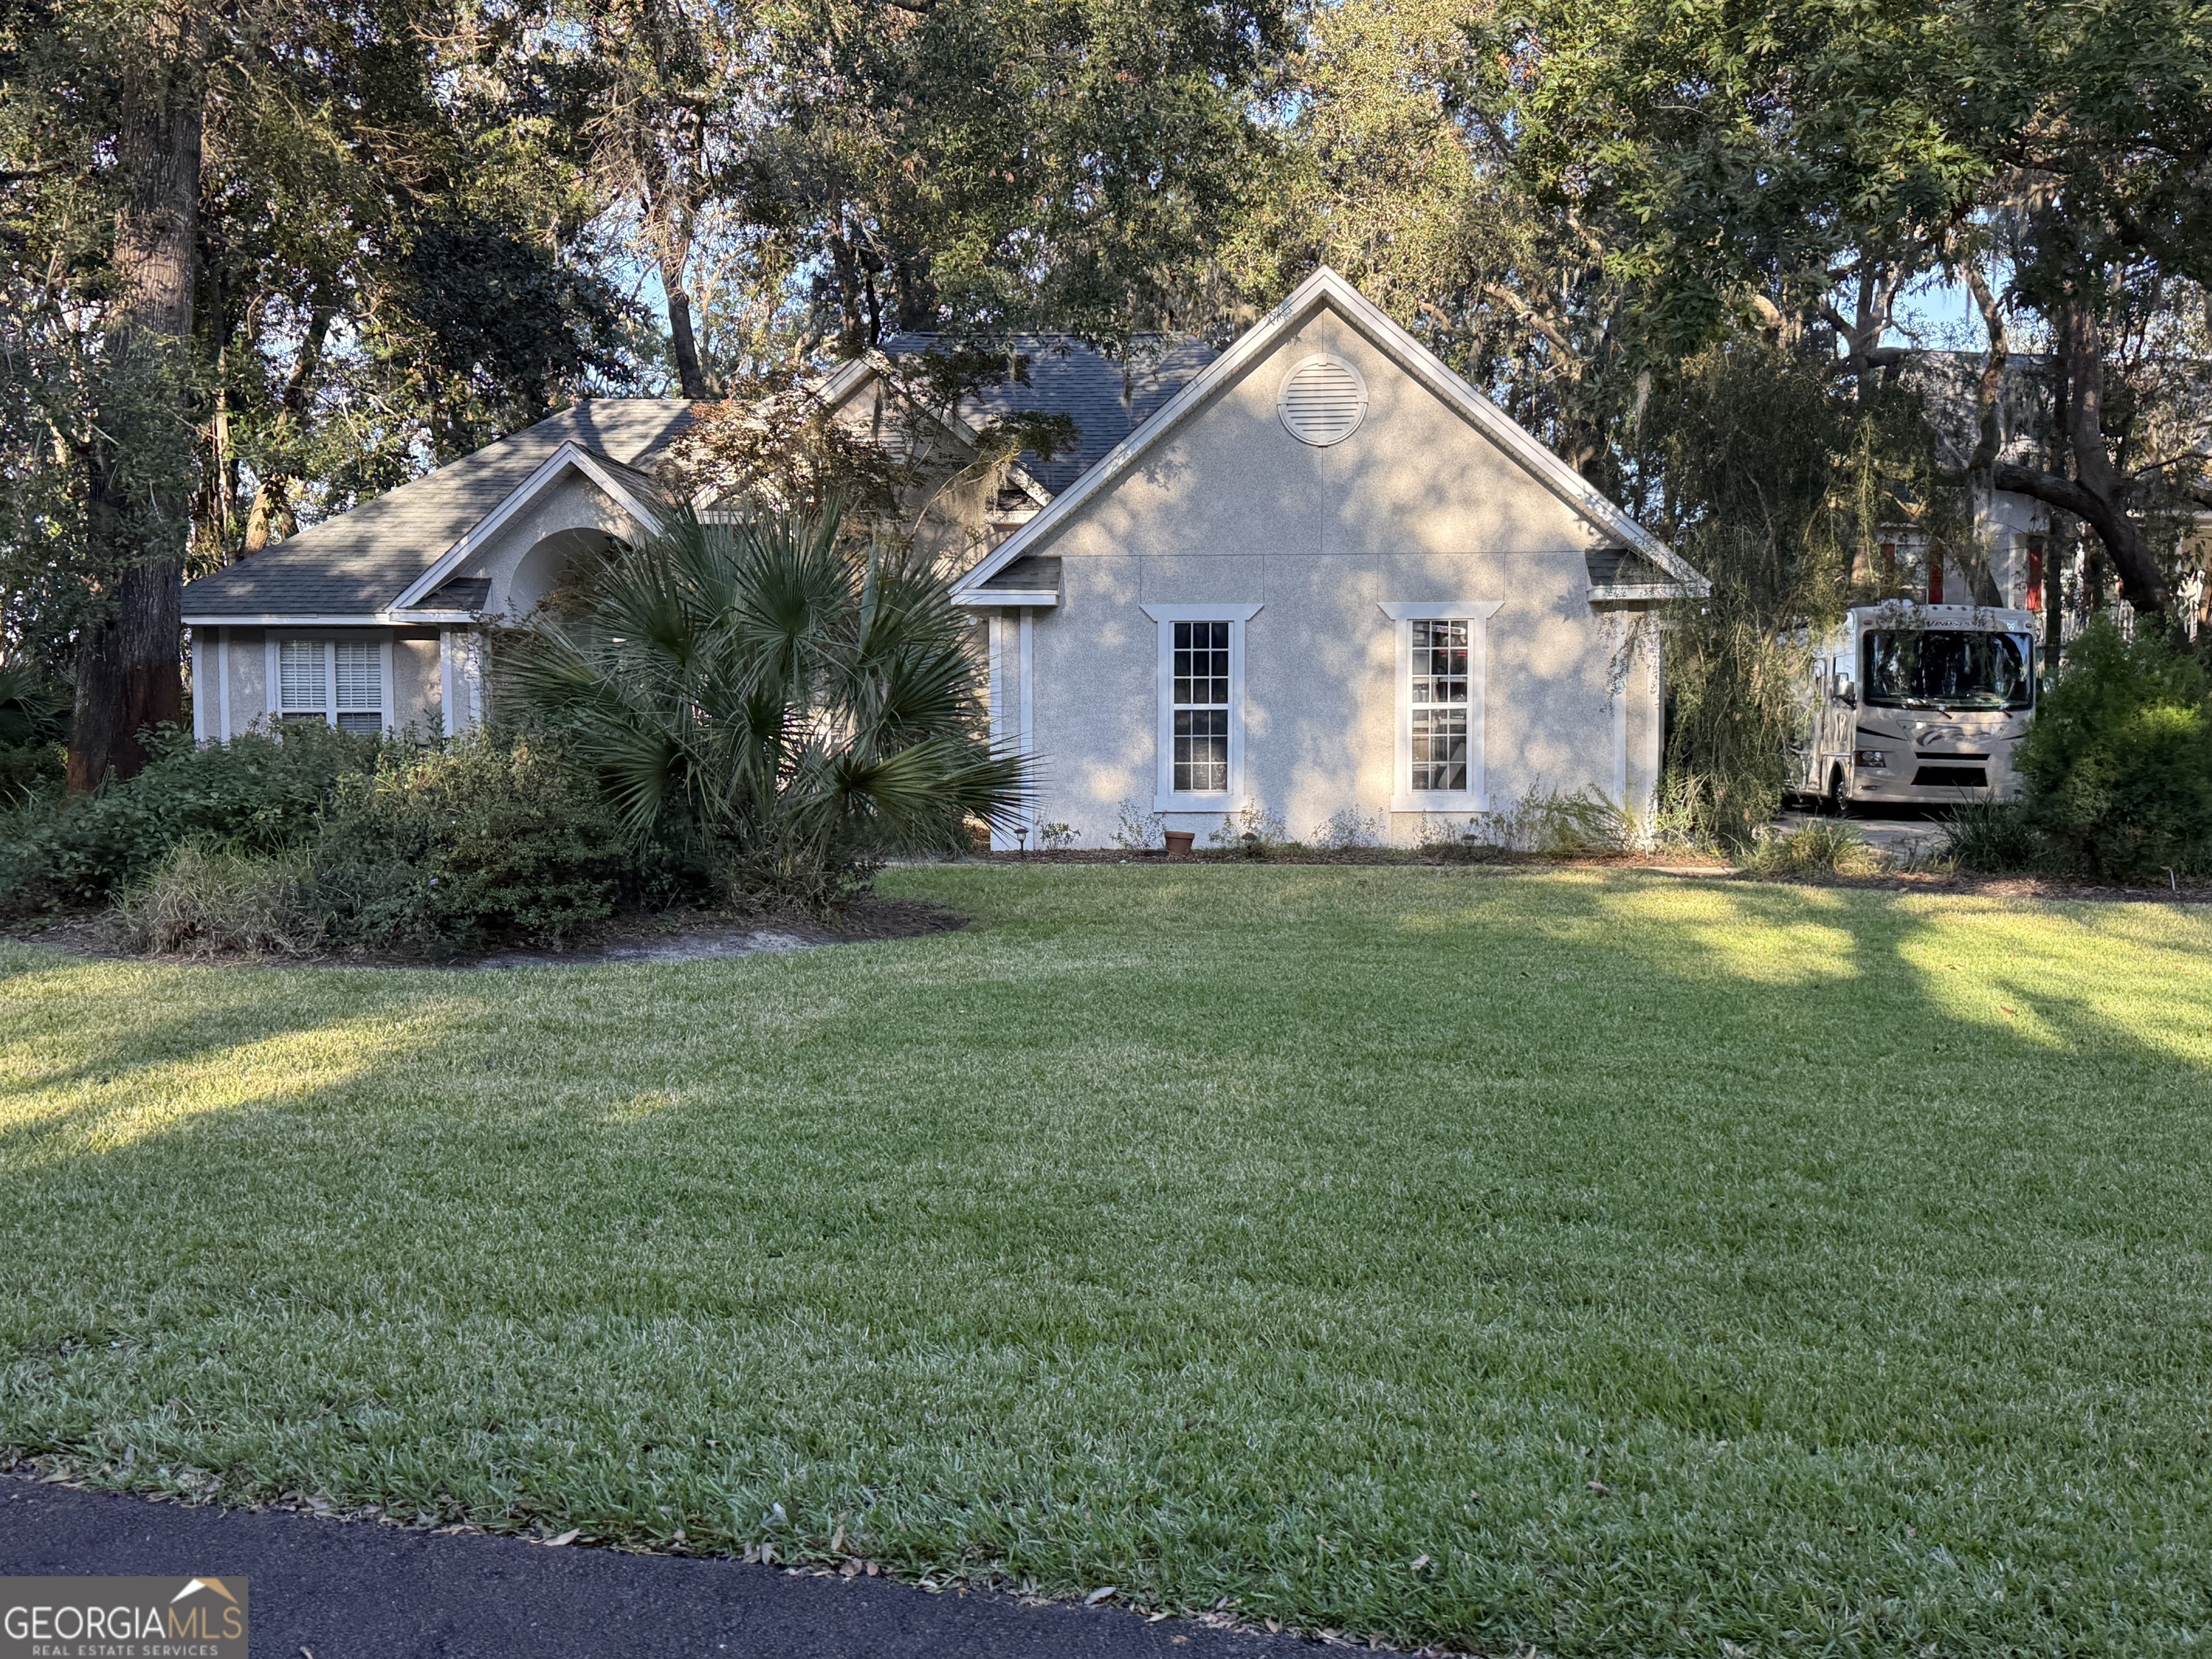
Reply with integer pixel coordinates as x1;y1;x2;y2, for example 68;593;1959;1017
1795;602;2040;811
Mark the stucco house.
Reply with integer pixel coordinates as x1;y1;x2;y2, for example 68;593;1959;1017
181;266;1706;848
948;268;1706;846
179;400;700;745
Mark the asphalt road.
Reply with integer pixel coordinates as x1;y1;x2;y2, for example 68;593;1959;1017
0;1475;1313;1659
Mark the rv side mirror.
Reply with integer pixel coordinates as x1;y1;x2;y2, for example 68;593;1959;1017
1833;675;1858;707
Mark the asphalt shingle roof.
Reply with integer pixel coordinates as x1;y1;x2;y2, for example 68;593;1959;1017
875;334;1219;495
181;342;1215;623
977;555;1061;593
181;400;698;619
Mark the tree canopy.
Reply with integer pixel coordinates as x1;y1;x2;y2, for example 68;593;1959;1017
4;0;2208;789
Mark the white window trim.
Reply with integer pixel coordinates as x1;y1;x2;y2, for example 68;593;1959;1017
1380;600;1503;813
1141;602;1262;812
265;634;395;733
984;610;1038;850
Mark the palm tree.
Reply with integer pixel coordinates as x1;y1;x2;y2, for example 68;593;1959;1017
503;506;1026;907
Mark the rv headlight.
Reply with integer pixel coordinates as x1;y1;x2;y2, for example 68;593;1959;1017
1854;747;1889;769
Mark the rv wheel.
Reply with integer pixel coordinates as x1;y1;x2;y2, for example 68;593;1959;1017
1825;765;1850;818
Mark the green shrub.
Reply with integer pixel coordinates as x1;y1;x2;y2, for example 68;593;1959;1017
0;740;63;804
2015;620;2212;880
0;657;70;808
109;843;318;956
24;723;378;904
1741;819;1887;878
312;733;638;953
1939;800;2051;874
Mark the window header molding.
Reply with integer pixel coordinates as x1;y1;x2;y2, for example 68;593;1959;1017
1378;600;1503;623
1140;603;1264;624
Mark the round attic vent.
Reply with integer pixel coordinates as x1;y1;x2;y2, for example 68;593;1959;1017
1277;354;1368;446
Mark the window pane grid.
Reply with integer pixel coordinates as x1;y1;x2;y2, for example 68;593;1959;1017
1409;619;1470;792
1172;620;1231;793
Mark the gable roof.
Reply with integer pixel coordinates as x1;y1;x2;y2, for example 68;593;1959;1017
387;441;672;611
828;334;1220;497
953;268;1708;601
181;400;697;622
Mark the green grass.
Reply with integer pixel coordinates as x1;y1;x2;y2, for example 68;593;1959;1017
4;866;2211;1655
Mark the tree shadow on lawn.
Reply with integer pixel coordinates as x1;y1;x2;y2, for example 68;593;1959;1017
3;871;2211;1658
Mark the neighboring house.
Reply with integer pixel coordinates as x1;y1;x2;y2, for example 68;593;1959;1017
181;266;1707;848
1899;351;2212;625
1895;352;2062;613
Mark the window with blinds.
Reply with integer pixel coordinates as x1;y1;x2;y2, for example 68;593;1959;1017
275;639;382;732
333;642;382;733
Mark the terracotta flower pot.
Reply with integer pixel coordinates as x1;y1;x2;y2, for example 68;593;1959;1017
1163;830;1196;860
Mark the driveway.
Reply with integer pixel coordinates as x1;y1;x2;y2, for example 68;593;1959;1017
0;1475;1313;1659
1776;807;1950;863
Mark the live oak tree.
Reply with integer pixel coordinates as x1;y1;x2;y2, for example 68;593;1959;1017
1897;0;2212;624
1478;0;2212;624
557;0;772;398
59;0;207;791
756;0;1292;355
0;0;636;783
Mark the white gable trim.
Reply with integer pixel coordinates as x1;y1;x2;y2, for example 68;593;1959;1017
953;267;1709;600
389;442;666;613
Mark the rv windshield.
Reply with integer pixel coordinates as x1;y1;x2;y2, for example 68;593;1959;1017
1861;629;2034;711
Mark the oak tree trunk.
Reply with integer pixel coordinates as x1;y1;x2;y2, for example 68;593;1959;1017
68;4;207;791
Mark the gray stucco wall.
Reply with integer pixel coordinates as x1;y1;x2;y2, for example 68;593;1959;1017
394;631;443;736
462;471;644;619
1001;304;1664;848
197;625;444;739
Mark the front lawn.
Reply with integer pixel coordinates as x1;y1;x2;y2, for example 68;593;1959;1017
4;867;2210;1655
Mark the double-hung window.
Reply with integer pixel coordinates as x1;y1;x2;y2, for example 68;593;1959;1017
274;638;388;734
1172;621;1231;792
1408;619;1470;791
1382;601;1501;812
1141;603;1261;810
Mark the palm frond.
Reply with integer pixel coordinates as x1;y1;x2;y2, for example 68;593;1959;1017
503;503;1028;907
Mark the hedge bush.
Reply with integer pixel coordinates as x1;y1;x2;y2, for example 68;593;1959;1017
2014;620;2212;880
3;723;377;909
311;734;644;954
